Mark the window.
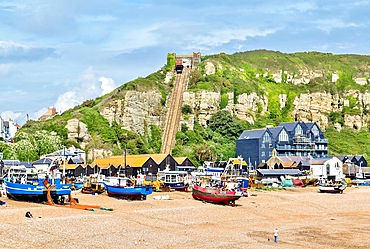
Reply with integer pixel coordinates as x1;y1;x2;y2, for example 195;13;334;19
326;163;330;175
279;130;289;142
311;125;319;137
295;125;303;136
261;144;265;148
262;132;271;143
261;151;265;156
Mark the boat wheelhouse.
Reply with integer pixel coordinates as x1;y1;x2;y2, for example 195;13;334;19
158;170;191;191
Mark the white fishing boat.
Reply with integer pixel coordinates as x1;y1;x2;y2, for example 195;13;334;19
318;178;347;194
158;166;192;191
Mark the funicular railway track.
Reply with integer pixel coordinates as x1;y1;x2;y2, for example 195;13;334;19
161;68;189;154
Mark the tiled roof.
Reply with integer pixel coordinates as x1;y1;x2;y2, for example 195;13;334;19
2;159;21;165
280;160;295;167
279;155;311;163
62;163;84;170
70;157;84;164
238;129;267;140
20;162;34;168
257;169;302;176
111;153;169;164
267;126;283;138
33;158;54;164
310;157;332;165
278;122;299;131
305;122;315;129
173;157;187;164
92;155;151;169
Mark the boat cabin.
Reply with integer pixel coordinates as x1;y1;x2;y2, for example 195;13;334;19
158;171;189;184
103;176;136;187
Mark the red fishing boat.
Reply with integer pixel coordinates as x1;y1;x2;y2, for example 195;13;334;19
192;184;242;206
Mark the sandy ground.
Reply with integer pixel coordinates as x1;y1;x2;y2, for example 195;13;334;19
0;186;370;249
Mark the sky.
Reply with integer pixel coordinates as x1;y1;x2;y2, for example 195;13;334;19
1;0;370;125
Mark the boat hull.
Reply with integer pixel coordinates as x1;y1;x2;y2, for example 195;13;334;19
106;185;153;200
72;182;84;190
192;185;242;206
4;179;71;201
164;182;189;191
319;185;346;194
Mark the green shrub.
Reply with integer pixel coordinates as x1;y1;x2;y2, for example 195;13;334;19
181;104;193;114
220;93;229;109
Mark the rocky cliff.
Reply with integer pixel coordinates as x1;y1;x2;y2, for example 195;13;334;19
66;58;370;145
100;90;167;134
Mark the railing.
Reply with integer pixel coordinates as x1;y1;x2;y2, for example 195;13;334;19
315;138;328;143
276;145;314;151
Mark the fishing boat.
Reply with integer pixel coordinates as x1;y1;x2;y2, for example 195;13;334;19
72;179;84;190
192;180;242;206
68;177;83;191
3;158;71;203
158;169;192;192
318;179;347;194
191;163;225;183
81;174;105;194
143;173;165;191
104;176;153;200
319;184;346;194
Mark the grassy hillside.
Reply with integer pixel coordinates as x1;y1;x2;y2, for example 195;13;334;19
12;50;370;164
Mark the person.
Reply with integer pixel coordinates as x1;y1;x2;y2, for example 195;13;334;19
274;228;279;243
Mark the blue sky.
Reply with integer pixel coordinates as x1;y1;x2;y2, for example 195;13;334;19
1;0;370;125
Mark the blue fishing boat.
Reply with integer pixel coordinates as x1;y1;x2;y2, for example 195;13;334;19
72;179;84;191
3;158;71;203
104;176;153;200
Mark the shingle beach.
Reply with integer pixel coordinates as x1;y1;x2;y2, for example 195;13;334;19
0;187;369;249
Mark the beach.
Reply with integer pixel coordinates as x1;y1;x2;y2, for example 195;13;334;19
1;186;370;249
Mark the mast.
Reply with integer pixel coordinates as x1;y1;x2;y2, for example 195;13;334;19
124;146;127;175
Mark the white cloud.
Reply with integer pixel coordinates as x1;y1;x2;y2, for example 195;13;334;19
99;76;116;95
76;15;117;23
31;108;48;121
106;24;161;53
0;40;56;63
314;19;359;33
0;63;16;76
286;2;316;12
54;91;80;114
184;28;278;50
1;110;22;122
53;68;117;113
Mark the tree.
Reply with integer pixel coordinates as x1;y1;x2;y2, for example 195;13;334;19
208;110;244;140
34;131;62;157
14;139;38;161
0;142;17;160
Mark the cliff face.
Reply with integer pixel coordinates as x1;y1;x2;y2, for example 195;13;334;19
101;66;370;134
65;59;370;142
100;90;167;134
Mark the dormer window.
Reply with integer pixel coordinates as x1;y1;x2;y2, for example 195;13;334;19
279;130;289;141
295;125;303;136
311;125;319;137
262;132;271;143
